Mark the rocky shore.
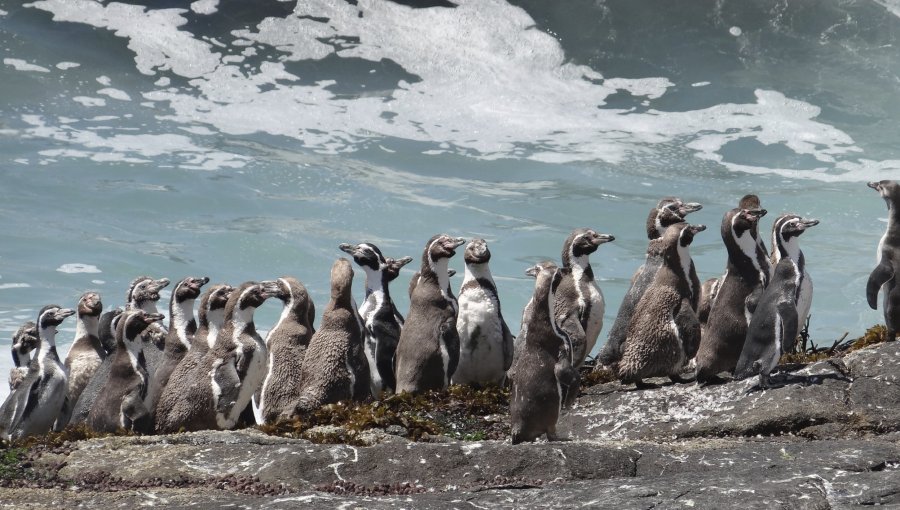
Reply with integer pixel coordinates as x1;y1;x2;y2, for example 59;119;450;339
3;339;900;509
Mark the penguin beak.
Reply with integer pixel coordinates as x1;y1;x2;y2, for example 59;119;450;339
144;312;166;323
339;243;358;256
593;233;615;245
448;268;457;278
524;265;539;278
55;308;76;321
152;278;171;291
450;237;467;248
868;181;881;191
679;202;703;216
745;208;767;220
799;218;820;229
688;224;707;235
392;256;414;268
260;280;283;299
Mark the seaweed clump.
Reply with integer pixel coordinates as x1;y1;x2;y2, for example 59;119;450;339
259;384;510;444
780;322;893;365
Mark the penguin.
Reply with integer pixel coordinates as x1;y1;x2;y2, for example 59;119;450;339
559;228;615;366
618;224;706;388
395;234;466;394
867;180;900;342
384;256;414;326
86;309;164;433
294;259;369;413
193;284;235;356
452;239;515;387
698;195;772;335
144;276;209;421
8;321;38;391
56;292;105;430
735;259;804;387
509;262;576;444
770;214;819;337
695;205;768;383
599;198;702;369
256;277;316;424
0;305;75;440
408;269;456;298
98;309;123;356
69;277;169;426
340;242;412;397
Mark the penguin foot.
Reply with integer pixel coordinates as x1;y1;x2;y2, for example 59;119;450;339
669;374;696;384
546;427;570;442
887;329;897;342
633;379;659;390
697;374;730;387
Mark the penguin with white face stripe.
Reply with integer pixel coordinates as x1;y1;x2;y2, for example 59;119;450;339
0;305;75;440
87;309;164;433
340;242;412;396
770;214;820;337
599;198;701;370
559;228;615;367
736;215;818;387
867;180;900;342
695;205;768;383
255;276;316;424
395;234;466;394
8;321;38;391
452;238;515;387
124;276;171;378
618;224;706;388
54;292;105;430
145;276;209;421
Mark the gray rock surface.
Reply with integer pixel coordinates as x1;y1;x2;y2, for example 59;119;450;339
3;341;900;509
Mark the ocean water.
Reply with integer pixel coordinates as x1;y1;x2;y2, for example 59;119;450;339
1;0;898;402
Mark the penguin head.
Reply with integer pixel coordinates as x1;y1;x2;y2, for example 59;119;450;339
773;214;819;242
562;228;615;265
464;238;491;265
98;309;123;354
383;256;413;282
227;282;273;319
525;260;558;278
206;284;235;312
122;310;165;342
667;223;706;248
174;276;210;302
654;198;703;237
329;258;355;303
127;276;171;307
339;242;386;272
77;291;103;319
868;180;900;210
424;234;466;267
37;305;76;330
732;207;767;235
738;194;761;209
11;321;38;364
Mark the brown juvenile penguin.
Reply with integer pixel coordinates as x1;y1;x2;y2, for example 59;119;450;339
55;292;104;430
8;321;38;391
295;259;369;412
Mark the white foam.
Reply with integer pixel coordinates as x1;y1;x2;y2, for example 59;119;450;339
0;9;7;16
190;0;218;15
72;96;106;107
0;283;31;290
56;61;80;70
4;58;50;73
97;88;131;101
91;280;105;285
56;263;101;274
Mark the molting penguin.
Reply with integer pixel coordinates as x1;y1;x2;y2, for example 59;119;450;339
340;242;411;396
598;198;702;369
770;214;819;337
8;321;38;391
559;228;615;366
295;259;370;412
452;239;515;387
695;206;768;383
0;305;75;440
867;180;900;341
145;276;209;418
87;309;164;433
618;224;706;388
509;263;575;444
395;234;466;394
736;226;815;388
68;310;122;425
256;277;316;424
56;292;104;430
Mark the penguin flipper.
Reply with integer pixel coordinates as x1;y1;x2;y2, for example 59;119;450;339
777;303;800;355
53;396;72;432
557;311;586;366
212;359;241;428
0;375;37;436
867;260;895;310
500;318;515;372
441;318;461;382
121;390;152;433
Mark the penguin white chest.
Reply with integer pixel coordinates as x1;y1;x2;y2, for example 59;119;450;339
454;286;504;384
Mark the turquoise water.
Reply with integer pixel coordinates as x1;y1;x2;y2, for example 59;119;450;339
1;0;898;402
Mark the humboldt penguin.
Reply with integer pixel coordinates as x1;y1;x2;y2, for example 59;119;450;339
559;228;615;366
295;259;370;412
770;214;819;338
87;309;164;433
598;198;702;369
193;284;234;356
125;276;171;377
98;309;122;356
8;321;38;391
695;205;768;383
144;276;209;420
509;263;575;444
339;242;411;396
867;180;900;341
452;239;515;387
618;224;706;388
56;292;104;430
0;305;75;440
395;234;466;394
735;259;802;387
256;277;316;424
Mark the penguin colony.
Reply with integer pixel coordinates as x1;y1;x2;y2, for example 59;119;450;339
1;182;898;444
